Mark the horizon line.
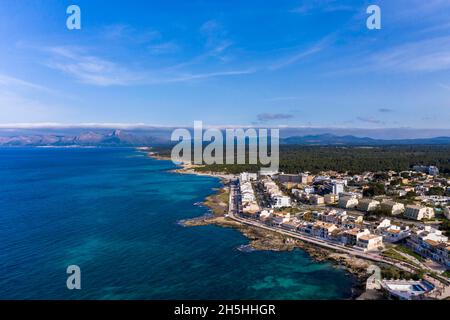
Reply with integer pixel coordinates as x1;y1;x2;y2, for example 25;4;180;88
1;122;450;131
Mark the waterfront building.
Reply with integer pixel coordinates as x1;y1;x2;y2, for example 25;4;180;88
259;209;273;223
406;226;449;267
311;221;338;240
356;234;383;252
381;280;434;300
341;228;370;245
382;225;411;243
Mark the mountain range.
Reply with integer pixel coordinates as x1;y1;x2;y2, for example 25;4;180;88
1;130;450;147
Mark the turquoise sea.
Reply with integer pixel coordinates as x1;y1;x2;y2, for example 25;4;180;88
0;147;357;299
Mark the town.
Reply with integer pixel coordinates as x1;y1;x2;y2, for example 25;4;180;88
227;165;450;300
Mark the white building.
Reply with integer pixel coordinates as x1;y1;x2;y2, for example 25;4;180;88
382;225;411;243
357;199;380;212
240;172;257;183
380;200;405;215
356;234;383;252
342;228;370;245
339;192;363;199
312;221;338;239
272;196;291;208
407;226;449;268
332;182;345;195
303;187;315;194
428;166;439;176
259;209;273;222
339;197;358;209
404;205;435;221
413;165;439;176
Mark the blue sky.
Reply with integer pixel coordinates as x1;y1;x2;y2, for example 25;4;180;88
0;0;450;128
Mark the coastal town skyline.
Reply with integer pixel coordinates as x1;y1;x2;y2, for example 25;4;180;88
1;0;450;128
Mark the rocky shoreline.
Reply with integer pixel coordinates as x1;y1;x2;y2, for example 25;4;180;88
144;149;373;299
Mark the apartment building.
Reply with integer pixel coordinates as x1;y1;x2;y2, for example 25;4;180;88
356;234;383;252
404;205;435;221
357;199;380;212
380;200;405;215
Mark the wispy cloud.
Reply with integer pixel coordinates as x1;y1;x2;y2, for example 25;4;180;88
0;74;53;92
101;24;160;44
269;36;333;70
357;117;383;125
378;108;393;113
290;1;355;15
438;82;450;90
152;69;255;84
370;36;450;73
257;113;294;122
266;96;302;101
0;89;67;122
44;45;253;86
46;46;142;86
147;41;180;55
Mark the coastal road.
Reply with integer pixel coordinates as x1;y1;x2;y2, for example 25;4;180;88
227;182;440;276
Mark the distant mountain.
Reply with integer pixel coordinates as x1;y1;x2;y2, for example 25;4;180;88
0;129;167;147
281;134;450;145
1;130;450;147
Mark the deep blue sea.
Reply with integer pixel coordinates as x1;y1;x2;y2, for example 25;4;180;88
0;147;356;299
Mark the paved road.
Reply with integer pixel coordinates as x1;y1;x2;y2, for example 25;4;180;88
227;182;450;287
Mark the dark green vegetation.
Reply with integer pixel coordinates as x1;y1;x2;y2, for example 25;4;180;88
381;265;424;281
154;145;450;175
441;219;450;237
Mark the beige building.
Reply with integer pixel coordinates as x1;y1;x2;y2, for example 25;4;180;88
324;194;338;204
339;197;358;209
342;228;370;246
356;234;383;252
380;200;405;215
404;205;435;221
310;195;324;205
312;221;338;239
357;199;380;212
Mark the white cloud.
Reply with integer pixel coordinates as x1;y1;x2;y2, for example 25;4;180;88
371;36;450;73
0;74;53;92
147;41;180;55
269;36;333;70
46;46;143;86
